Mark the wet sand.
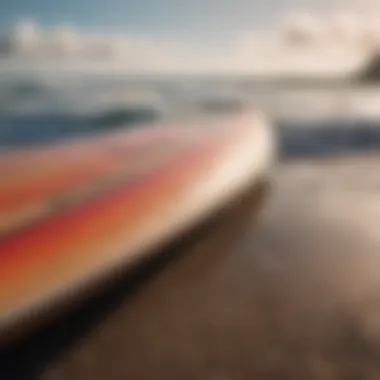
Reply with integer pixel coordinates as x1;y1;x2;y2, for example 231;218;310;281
3;154;380;380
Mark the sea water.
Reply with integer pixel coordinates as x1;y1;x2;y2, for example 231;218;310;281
0;69;379;158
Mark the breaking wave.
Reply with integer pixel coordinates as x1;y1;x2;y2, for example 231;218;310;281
1;71;380;155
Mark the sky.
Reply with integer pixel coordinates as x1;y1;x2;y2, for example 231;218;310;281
1;0;377;40
0;0;379;74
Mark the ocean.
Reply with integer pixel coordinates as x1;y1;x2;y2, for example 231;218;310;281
0;70;380;158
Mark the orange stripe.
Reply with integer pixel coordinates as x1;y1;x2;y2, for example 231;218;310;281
0;120;251;315
0;125;237;275
0;128;203;226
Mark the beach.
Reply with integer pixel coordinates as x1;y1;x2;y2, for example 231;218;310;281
2;72;380;379
3;1;380;378
2;152;380;379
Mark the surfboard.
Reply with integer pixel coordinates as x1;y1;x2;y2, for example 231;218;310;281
0;111;274;341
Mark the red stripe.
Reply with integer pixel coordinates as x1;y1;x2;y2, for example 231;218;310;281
0;121;250;309
0;127;234;275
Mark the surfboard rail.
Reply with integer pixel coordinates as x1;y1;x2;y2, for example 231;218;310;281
0;111;275;341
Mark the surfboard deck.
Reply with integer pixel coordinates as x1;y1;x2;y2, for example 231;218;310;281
0;111;274;341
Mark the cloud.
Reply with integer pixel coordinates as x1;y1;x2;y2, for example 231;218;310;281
2;20;189;73
1;20;246;74
2;9;380;76
231;9;380;76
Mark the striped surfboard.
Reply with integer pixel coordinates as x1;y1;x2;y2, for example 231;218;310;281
0;111;274;341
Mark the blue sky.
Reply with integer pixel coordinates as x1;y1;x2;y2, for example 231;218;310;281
0;0;344;40
0;0;375;50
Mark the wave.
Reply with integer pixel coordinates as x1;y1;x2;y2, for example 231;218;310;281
1;73;380;151
0;106;162;147
279;119;380;158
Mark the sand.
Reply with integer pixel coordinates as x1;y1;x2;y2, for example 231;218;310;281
3;154;380;380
